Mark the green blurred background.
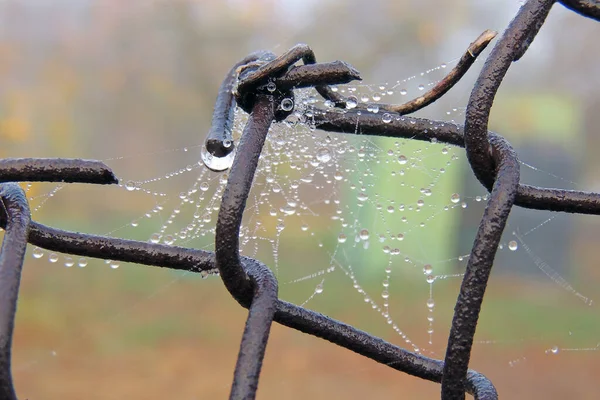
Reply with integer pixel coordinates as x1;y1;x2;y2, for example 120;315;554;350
2;0;600;398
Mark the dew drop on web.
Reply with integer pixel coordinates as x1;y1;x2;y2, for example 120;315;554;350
200;145;236;171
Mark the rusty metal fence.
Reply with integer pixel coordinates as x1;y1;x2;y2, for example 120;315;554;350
1;1;599;399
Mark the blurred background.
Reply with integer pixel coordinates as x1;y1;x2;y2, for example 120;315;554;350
2;0;600;398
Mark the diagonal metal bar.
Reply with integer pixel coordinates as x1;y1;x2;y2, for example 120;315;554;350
274;301;498;400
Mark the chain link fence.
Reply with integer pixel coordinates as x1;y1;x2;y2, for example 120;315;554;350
0;1;599;399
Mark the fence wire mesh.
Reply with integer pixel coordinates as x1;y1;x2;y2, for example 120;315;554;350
0;1;599;399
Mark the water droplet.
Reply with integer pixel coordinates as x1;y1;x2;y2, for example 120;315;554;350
382;113;393;123
334;171;343;181
276;222;285;233
149;233;161;244
423;264;433;275
281;203;296;215
359;229;369;240
338;233;347;243
398;155;407;164
280;98;294;111
316;147;332;163
426;298;435;309
372;93;381;101
266;81;277;92
49;253;59;263
164;235;175;245
125;180;137;191
450;193;461;203
381;290;389;299
400;89;407;95
346;96;358;109
200;182;210;192
32;247;44;259
357;192;369;202
201;145;236;172
367;104;379;113
315;283;324;294
418;84;425;91
64;257;74;267
301;224;309;231
78;257;88;267
426;275;435;284
508;241;518;251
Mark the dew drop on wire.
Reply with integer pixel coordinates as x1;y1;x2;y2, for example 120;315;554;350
508;240;518;251
450;193;461;203
382;113;392;123
345;96;358;109
78;257;88;268
64;257;74;268
423;264;433;275
426;298;435;309
49;253;58;263
338;233;347;243
367;104;379;113
266;81;276;92
418;84;425;91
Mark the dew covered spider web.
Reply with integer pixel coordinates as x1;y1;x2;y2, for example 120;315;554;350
16;59;600;395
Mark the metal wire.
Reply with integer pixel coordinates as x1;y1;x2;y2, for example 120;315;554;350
0;0;598;399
